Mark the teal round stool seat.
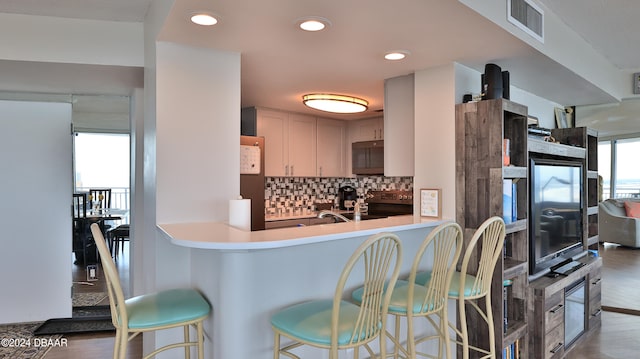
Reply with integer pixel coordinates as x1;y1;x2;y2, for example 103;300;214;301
352;280;434;315
271;299;370;346
415;271;484;297
126;288;211;329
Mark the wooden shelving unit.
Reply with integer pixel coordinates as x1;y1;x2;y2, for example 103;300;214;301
456;100;602;359
455;98;529;358
550;127;600;251
526;127;602;358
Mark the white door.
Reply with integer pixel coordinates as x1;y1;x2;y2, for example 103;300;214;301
0;100;72;323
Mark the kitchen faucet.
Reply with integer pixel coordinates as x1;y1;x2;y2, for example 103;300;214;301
317;210;351;223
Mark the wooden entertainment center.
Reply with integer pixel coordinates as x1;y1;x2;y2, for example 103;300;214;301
455;99;601;358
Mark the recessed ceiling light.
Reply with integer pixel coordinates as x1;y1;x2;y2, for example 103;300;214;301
190;12;219;26
296;17;331;32
302;93;368;114
384;50;410;61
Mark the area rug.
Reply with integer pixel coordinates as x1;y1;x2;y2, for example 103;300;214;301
33;306;114;336
72;292;108;307
0;321;62;359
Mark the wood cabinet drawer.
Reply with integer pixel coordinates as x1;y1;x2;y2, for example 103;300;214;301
545;301;565;332
544;290;564;332
544;324;565;359
589;272;602;300
588;296;602;329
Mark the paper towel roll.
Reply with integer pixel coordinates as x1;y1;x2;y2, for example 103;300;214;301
229;198;251;231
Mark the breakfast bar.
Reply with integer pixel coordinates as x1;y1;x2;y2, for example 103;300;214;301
158;215;452;359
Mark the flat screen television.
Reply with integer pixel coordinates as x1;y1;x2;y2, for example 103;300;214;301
529;156;585;278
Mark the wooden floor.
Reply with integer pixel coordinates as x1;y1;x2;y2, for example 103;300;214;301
44;242;640;358
566;243;640;359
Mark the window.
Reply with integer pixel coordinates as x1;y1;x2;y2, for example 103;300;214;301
598;141;611;199
598;136;640;199
614;138;640;198
74;132;130;211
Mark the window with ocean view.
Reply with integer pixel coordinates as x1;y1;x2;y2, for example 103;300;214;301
74;132;130;214
599;137;640;199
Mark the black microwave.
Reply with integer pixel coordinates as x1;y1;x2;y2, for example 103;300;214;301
352;140;384;175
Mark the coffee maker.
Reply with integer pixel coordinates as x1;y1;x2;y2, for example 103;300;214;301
338;185;357;210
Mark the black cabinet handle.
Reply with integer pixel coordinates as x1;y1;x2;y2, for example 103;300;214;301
592;278;602;285
550;343;563;354
592;309;602;317
550;304;564;313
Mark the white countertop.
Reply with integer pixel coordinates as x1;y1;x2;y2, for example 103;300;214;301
158;215;450;251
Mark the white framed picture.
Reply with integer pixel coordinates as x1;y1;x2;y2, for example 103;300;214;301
420;188;442;218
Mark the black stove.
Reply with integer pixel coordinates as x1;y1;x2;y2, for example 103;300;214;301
364;190;413;217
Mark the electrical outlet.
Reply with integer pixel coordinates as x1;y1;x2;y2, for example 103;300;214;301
87;265;98;281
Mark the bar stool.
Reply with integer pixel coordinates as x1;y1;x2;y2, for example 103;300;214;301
415;216;506;359
90;224;210;359
352;221;463;359
271;232;402;359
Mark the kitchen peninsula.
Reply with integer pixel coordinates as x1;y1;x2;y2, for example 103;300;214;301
158;215;450;358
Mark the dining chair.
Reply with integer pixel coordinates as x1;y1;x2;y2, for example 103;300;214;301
415;216;506;359
72;193;93;265
352;221;463;359
90;223;211;359
89;188;116;236
271;232;402;359
89;188;112;211
108;224;130;260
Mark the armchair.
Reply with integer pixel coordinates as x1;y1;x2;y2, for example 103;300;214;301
599;199;640;248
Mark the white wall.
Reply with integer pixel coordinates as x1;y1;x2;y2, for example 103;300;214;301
154;41;241;358
155;42;241;223
414;64;457;219
0;13;143;67
0;100;72;324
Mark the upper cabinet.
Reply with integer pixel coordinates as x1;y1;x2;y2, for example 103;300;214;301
243;107;346;177
317;118;346;177
350;117;383;142
384;74;414;176
286;113;317;177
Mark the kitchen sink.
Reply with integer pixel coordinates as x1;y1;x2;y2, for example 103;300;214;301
341;213;388;221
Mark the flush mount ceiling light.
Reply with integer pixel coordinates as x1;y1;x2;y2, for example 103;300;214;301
296;16;331;32
190;12;219;26
384;50;410;61
302;94;368;114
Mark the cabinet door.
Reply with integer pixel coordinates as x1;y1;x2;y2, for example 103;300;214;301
317;119;346;177
257;109;288;176
287;113;316;177
352;117;383;142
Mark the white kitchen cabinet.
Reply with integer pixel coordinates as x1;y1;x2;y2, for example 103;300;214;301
287;113;316;177
254;108;316;177
317;118;346;177
256;108;289;176
350;117;383;142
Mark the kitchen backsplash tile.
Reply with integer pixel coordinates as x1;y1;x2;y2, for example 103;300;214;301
265;176;413;214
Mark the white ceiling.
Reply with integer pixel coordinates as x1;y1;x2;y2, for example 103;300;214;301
0;0;638;122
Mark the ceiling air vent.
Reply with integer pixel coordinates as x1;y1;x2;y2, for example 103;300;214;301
507;0;544;43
